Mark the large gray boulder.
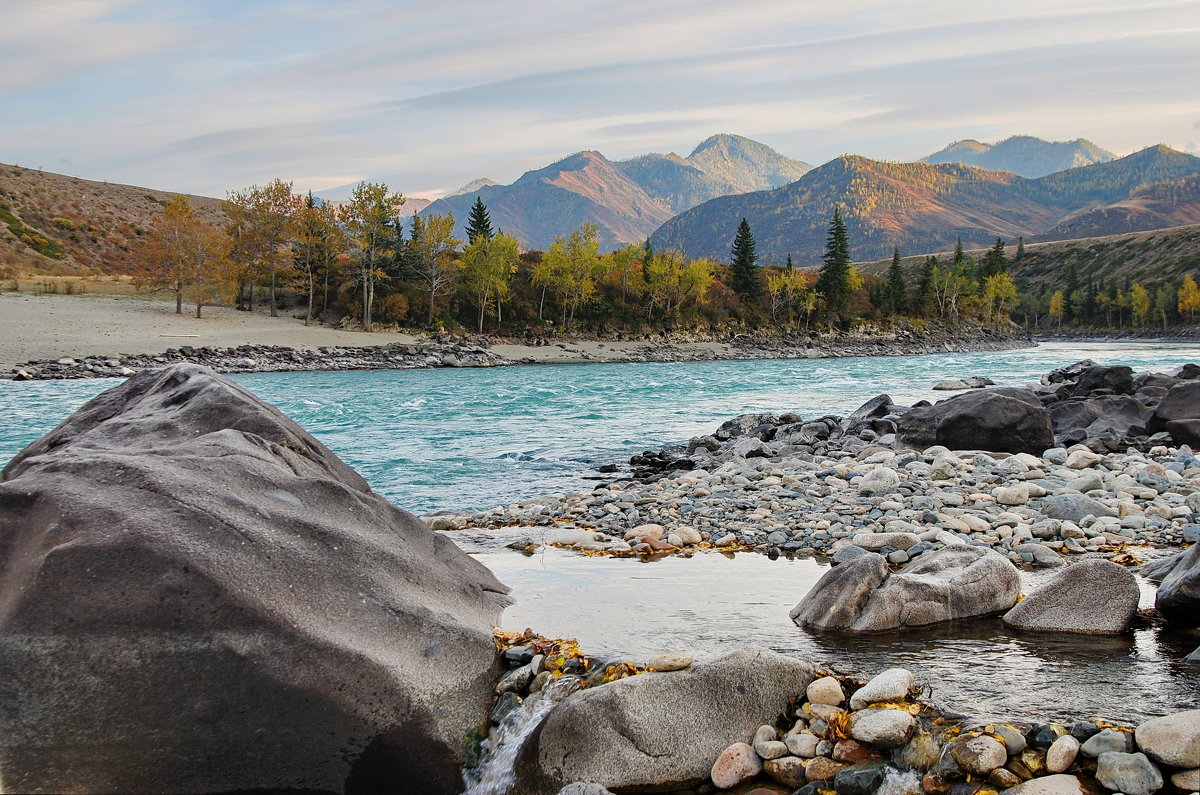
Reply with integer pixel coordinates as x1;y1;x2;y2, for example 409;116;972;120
1156;543;1200;624
1037;493;1117;523
513;648;815;794
1147;380;1200;436
791;546;1020;632
1002;559;1140;634
897;388;1054;455
0;364;510;794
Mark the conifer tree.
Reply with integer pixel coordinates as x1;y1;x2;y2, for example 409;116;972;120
981;238;1007;279
916;255;936;315
464;196;494;244
642;238;654;285
885;247;906;314
1015;237;1026;262
728;218;761;299
816;206;852;319
785;254;794;272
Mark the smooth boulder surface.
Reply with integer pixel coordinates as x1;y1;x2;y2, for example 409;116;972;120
1002;559;1140;634
1147;380;1200;436
0;364;511;794
514;648;815;794
1155;543;1200;624
791;546;1020;632
896;387;1054;455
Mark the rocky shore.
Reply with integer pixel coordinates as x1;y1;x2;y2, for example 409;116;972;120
5;323;1030;380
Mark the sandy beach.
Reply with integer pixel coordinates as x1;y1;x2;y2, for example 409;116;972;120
0;292;738;373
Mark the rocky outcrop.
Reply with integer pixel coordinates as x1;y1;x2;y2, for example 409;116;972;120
1155;543;1200;624
790;546;1020;632
0;364;510;794
897;387;1054;455
1002;559;1140;634
1147;380;1200;435
513;648;815;794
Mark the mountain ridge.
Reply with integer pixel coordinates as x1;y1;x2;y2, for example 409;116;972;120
922;135;1116;178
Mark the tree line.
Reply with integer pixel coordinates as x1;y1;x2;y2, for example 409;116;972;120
131;182;1199;334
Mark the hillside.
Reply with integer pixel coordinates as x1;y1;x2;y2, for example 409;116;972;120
855;224;1200;291
922;135;1116;177
0;164;226;275
420;134;809;250
650;145;1200;264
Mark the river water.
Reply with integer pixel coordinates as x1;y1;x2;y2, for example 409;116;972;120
1;341;1198;723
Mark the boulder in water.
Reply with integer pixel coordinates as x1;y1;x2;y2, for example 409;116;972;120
1156;543;1200;624
1002;559;1140;634
0;364;510;794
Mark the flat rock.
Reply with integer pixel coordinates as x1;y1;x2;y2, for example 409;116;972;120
1094;751;1163;795
997;774;1087;794
848;709;914;749
849;668;914;709
1002;559;1140;634
1037;494;1117;523
1134;709;1200;767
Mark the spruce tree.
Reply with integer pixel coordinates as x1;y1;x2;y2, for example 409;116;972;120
816;206;851;319
642;238;654;285
917;255;936;314
981;238;1007;279
465;196;494;244
1015;237;1026;262
729;218;761;299
785;254;794;272
885;247;906;315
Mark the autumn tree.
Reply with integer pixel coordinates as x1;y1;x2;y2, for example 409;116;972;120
462;232;519;332
1178;274;1200;322
816;206;852;320
1130;283;1151;327
1154;284;1175;329
293;194;344;326
408;211;462;327
603;243;644;303
767;267;818;329
344;182;405;332
465;196;494;244
728;218;760;300
223;179;301;316
132;195;232;318
1048;290;1066;327
532;223;603;329
644;249;715;323
982;272;1018;324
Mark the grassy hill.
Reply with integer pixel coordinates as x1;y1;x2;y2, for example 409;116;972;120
0;164;225;275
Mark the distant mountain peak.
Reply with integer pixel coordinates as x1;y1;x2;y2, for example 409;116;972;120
447;178;498;197
922;135;1116;178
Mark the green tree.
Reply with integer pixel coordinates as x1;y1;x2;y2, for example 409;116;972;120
1154;284;1176;330
644;250;715;323
344;182;405;331
915;255;936;315
462;232;519;332
982;272;1018;324
409;212;462;327
532;223;603;329
464;196;494;244
728;218;760;300
1015;237;1026;262
884;247;906;315
981;238;1007;279
816;206;852;320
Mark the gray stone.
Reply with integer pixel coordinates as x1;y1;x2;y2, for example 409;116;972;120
1156;544;1200;624
857;467;900;494
1135;709;1200;768
1046;734;1080;773
897;387;1055;455
1081;728;1134;758
997;774;1087;794
1002;559;1140;634
806;676;845;706
1012;542;1066;568
950;734;1008;774
556;784;613;795
832;545;872;566
514;648;815;794
849;668;914;709
848;708;915;749
851;531;920;551
1148;380;1200;435
792;545;1020;632
0;364;510;795
1037;494;1118;523
1094;751;1163;795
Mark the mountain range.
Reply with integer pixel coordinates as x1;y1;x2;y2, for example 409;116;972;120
650;145;1200;265
922;136;1116;178
419;134;811;250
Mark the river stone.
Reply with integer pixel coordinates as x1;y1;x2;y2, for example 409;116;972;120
648;653;693;672
0;364;510;795
806;676;845;706
784;732;821;758
710;743;761;789
1094;751;1163;795
1172;768;1200;791
794;545;1020;633
999;774;1088;794
858;467;900;494
1012;543;1065;568
950;734;1008;774
850;668;914;709
763;756;806;789
1037;494;1117;523
1155;544;1200;624
1148;380;1200;435
1002;559;1140;634
1134;709;1200;767
514;648;815;794
1080;728;1134;758
1046;735;1080;773
851;531;921;551
556;785;613;795
896;387;1054;455
848;708;915;749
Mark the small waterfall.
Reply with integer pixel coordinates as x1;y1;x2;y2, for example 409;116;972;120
876;767;923;795
462;675;581;795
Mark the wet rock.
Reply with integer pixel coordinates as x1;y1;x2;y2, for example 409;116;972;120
1046;734;1080;773
1094;751;1163;795
0;364;509;795
805;756;846;783
710;742;761;789
932;376;994;390
1155;544;1200;624
1134;709;1200;767
1080;728;1134;758
806;675;845;706
515;648;814;794
762;755;806;788
1002;559;1140;634
950;734;1008;775
897;387;1054;455
793;546;1020;632
1073;365;1134;396
833;761;889;794
999;774;1087;794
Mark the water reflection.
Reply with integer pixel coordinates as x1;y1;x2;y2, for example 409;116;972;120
463;542;1200;725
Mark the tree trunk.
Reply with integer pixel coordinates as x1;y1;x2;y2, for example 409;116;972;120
477;289;486;334
428;286;436;327
538;286;546;320
195;302;203;319
305;271;314;327
175;280;183;315
270;270;278;317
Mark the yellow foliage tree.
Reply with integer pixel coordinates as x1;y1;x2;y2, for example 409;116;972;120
982;273;1018;324
1178;274;1200;323
644;249;715;322
1048;290;1066;327
131;195;233;318
532;223;603;329
462;233;520;333
1130;283;1151;327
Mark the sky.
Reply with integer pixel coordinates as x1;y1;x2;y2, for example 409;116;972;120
3;0;1199;201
